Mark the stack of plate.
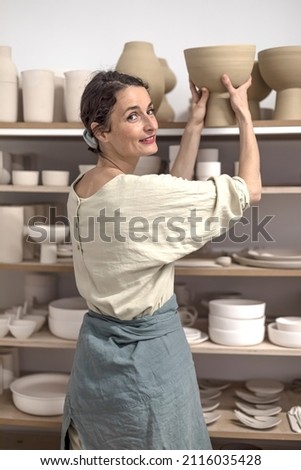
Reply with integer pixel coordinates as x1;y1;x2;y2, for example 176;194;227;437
233;379;284;429
233;248;301;269
183;327;208;345
199;380;230;425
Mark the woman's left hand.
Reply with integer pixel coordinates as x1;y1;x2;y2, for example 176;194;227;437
188;80;210;128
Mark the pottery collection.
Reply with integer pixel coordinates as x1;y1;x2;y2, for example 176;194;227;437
0;43;301;125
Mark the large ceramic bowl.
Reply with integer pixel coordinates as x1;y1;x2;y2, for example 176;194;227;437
258;46;301;119
208;298;266;320
275;316;301;332
184;44;256;93
48;296;88;321
208;313;265;331
258;46;301;90
209;325;265;346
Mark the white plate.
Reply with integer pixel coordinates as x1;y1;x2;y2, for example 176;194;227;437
233;252;301;269
199;379;231;391
200;389;222;400
10;373;69;416
183;327;202;339
203;410;221;425
234;409;281;429
245;379;285;395
235;389;280;404
248;248;301;261
235;400;282;416
175;259;222;268
201;400;220;412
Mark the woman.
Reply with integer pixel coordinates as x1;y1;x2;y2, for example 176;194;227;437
61;70;261;450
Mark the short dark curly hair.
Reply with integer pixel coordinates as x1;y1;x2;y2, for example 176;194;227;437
80;70;149;153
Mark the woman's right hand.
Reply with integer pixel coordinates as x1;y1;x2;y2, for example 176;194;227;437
221;74;252;121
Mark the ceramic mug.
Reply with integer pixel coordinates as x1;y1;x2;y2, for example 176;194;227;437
178;306;198;327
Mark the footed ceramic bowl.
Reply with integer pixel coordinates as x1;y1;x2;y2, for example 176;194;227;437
184;44;256;93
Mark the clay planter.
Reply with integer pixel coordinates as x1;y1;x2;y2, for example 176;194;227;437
258;46;301;120
184;44;256;126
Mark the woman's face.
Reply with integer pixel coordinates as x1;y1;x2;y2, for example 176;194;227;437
102;86;159;161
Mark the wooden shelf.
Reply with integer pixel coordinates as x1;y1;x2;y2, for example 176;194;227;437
1;185;301;194
0;325;300;356
0;120;300;138
1;384;300;444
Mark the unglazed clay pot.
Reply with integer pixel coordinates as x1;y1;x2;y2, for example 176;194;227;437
0;46;18;122
248;61;271;120
21;69;55;122
258;46;301;120
64;70;93;122
184;44;256;126
115;41;165;110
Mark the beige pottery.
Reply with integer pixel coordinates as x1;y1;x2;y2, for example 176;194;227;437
248;61;271;120
21;69;55;122
156;95;175;122
184;45;256;126
258;46;301;120
0;206;24;263
64;70;93;122
115;41;165;110
158;58;177;94
0;46;18;122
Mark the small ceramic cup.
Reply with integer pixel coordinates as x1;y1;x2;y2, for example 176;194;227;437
42;170;69;186
12;170;39;186
196;161;221;181
178;306;198;327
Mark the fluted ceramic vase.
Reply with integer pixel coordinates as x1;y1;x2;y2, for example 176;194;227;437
0;46;18;122
115;41;165;110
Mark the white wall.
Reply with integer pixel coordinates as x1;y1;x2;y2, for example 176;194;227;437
1;0;301;119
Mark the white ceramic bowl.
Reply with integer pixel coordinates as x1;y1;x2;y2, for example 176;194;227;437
41;170;69;186
10;373;69;416
208;313;265;331
9;319;36;339
48;317;82;340
275;316;301;332
23;314;46;332
48;296;87;321
134;156;161;175
12;170;39;186
209;325;265;346
267;322;301;348
208;298;266;320
0;318;9;338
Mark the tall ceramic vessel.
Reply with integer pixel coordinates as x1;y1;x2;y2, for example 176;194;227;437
64;70;93;122
21;69;55;122
115;41;165;110
0;46;18;122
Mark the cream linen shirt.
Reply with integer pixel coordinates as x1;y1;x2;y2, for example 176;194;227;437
67;173;249;320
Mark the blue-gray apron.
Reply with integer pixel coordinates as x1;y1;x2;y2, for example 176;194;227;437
61;294;212;450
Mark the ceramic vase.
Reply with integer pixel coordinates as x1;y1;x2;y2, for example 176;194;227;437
115;41;165;110
258;46;301;120
64;70;93;122
21;69;55;122
0;206;24;263
0;46;18;122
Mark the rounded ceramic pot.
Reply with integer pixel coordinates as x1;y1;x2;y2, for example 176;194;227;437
248;61;271;120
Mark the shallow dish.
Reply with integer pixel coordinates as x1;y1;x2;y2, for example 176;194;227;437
245;378;284;395
10;373;69;416
203;410;221;425
233;252;301;269
234;409;281;429
201;399;220;412
275;316;301;332
235;389;280;404
235;401;282;416
267;322;301;348
247;248;301;261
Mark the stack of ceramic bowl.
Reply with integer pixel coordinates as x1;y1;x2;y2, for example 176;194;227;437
48;297;88;340
208;298;266;346
267;316;301;348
